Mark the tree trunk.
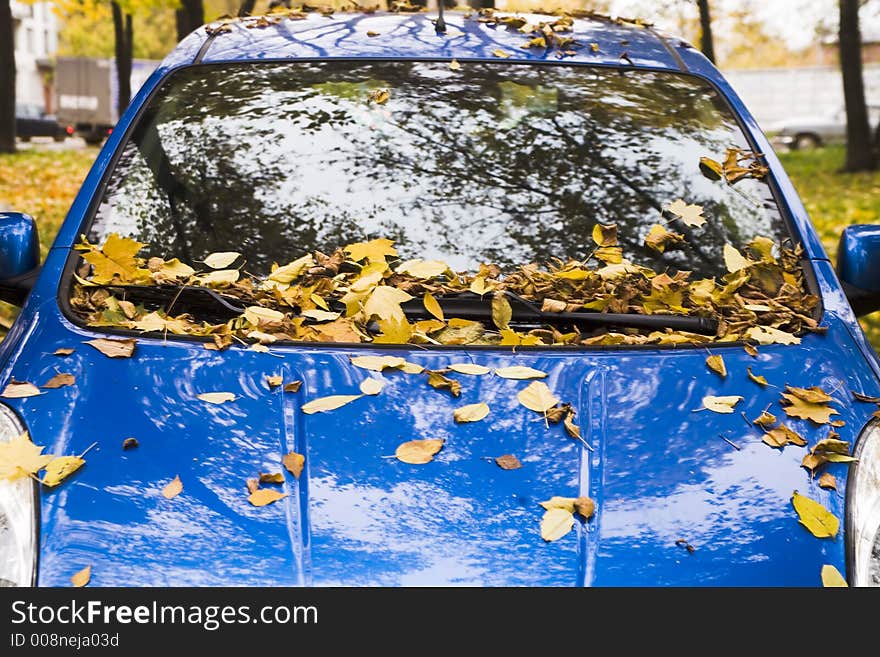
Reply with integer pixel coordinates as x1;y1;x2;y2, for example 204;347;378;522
696;0;715;64
238;0;257;17
0;0;15;154
176;0;205;42
112;2;133;120
840;0;875;172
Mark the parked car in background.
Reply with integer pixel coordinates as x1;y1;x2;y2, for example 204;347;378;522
15;103;66;142
768;104;880;150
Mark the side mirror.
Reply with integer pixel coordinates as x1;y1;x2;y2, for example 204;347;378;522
0;212;41;306
838;225;880;316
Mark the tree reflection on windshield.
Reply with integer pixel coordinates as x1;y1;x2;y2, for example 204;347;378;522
91;61;787;278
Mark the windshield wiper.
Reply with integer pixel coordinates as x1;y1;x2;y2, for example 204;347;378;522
93;284;246;321
400;292;718;336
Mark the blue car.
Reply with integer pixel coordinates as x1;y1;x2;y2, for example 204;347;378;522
0;10;879;587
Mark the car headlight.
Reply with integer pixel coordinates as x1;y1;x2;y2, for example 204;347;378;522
0;403;37;587
849;421;880;586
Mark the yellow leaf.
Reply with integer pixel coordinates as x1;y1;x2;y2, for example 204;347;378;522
301;394;362;414
248;489;289;507
747;367;768;386
197;392;237;404
344;238;397;263
396;259;449;279
449;58;461;70
350;355;407;371
723;244;751;273
359;378;386;395
71;565;91;588
791;491;838;538
496;366;547;380
0;432;52;481
203;251;241;269
781;393;838;424
41;455;85;487
492;292;512;330
266;375;283;388
394;438;444;464
540;496;577;512
85;337;137;358
369;88;390;105
310;294;329;310
284;381;302;393
746;326;801;345
762;424;807;448
540;507;575;542
426;371;461;397
198;269;239;287
423;292;444;321
492;48;512;58
518;381;559;413
282;451;305;478
821;565;847;587
667;199;706;228
701;395;743;414
154;258;195;281
301;309;340;322
453;402;490;423
244;306;285;325
268;254;313;284
79;233;147;284
162;475;183;500
644;223;684;253
594;246;623;263
364;286;413;321
447;363;490;375
469;276;495;296
373;316;413;344
591;223;618;247
818;473;837;490
259;472;284;484
1;381;41;398
785;385;833;404
54;348;75;356
699;156;724;180
705;355;726;378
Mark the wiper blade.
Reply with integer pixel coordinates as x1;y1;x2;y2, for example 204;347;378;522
94;284;246;321
401;292;718;336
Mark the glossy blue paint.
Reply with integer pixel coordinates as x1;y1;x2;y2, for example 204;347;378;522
1;11;876;586
0;213;40;280
838;225;880;292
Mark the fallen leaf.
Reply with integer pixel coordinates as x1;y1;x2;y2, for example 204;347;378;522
852;391;880;403
449;58;461;70
723;244;751;273
203;251;241;269
122;437;138;450
301;309;341;322
495;454;522;470
540;496;578;512
495;366;547;380
197;392;237;404
818;473;837;490
423;292;444;321
282;451;305;479
518;381;560;413
41;455;85;487
492;48;512;58
0;432;52;481
745;326;801;345
791;491;838;538
753;410;777;427
644;223;684;253
762;424;807;448
747;367;768;386
1;381;41;398
248;489;288;507
344;238;397;263
426;371;461;397
700;395;743;414
367;30;380;37
448;363;490;375
781;393;838;424
244;305;285;325
246;478;259;494
592;223;618;247
563;408;581;440
540;507;575;542
396;259;448;279
284;381;303;393
492;292;512;330
54;348;75;356
162;475;183;499
453;402;490;423
821;564;848;587
667;199;706;228
71;565;91;588
42;373;75;389
744;344;759;357
574;496;596;520
359;378;386;395
786;385;833;404
394;438;444;464
699;156;724;180
85;338;137;358
706;355;726;378
350;355;407;372
259;472;284;484
266;375;283;388
369;88;390;105
301;394;362;414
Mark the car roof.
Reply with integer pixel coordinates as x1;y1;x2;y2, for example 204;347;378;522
164;10;695;73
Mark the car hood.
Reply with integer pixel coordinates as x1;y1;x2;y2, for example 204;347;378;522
5;320;874;586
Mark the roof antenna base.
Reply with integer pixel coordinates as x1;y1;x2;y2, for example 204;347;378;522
435;2;447;34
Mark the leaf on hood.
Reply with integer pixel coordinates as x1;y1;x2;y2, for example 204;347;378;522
248;489;289;507
426;371;461;397
495;366;547;380
301;394;362;414
723;244;751;273
266;375;283;388
246;478;259;494
700;395;743;414
744;344;758;357
762;424;807;448
54;348;75;356
1;381;41;398
821;564;848;587
745;326;801;345
344;238;397;263
448;363;490;375
495;454;522;470
747;367;768;386
666;199;706;228
791;491;838;538
203;251;241;269
423;292;444;321
85;337;137;358
394;438;444;464
540;507;575;542
359;378;386;396
518;381;560;413
41;455;85;487
753;410;777;427
645;224;684;253
563;408;581;440
284;381;303;393
453;402;490;423
282;451;305;479
0;432;52;481
818;473;837;490
162;475;183;500
396;259;449;279
574;496;596;520
350;355;406;372
71;565;91;588
781;392;838;424
785;385;833;404
492;292;512;331
259;472;284;484
492;48;512;58
705;355;726;378
852;391;880;403
122;437;138;450
197;392;237;404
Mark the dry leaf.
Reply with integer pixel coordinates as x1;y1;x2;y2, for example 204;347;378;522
197;392;237;404
540;507;575;542
203;251;241;269
592;223;618;247
448;363;490;376
852;391;880;403
249;489;288;507
426;371;461;397
563;408;581;440
747;367;768;386
453;402;490;423
71;565;91;588
54;348;75;356
122;437;138;450
705;355;726;378
367;30;380;37
723;244;751;273
359;378;386;396
791;491;838;538
42;373;75;389
350;355;407;372
492;48;511;58
753;410;777;427
344;238;397;263
1;381;41;398
259;472;284;484
85;338;137;358
396;259;448;279
394;438;444;464
818;473;837;490
282;451;305;479
301;394;362;414
492;292;512;331
246;478;259;494
423;292;444;321
667;199;706;228
574;496;595;520
762;424;807;448
301;309;341;322
284;381;302;393
786;385;833;404
781;393;838;424
41;455;85;487
449;58;461;70
495;366;547;380
745;326;801;345
700;395;743;414
369;88;390;105
518;381;560;413
266;375;283;388
744;344;758;357
162;475;183;499
821;564;848;587
645;224;684;253
495;454;522;470
0;432;52;481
